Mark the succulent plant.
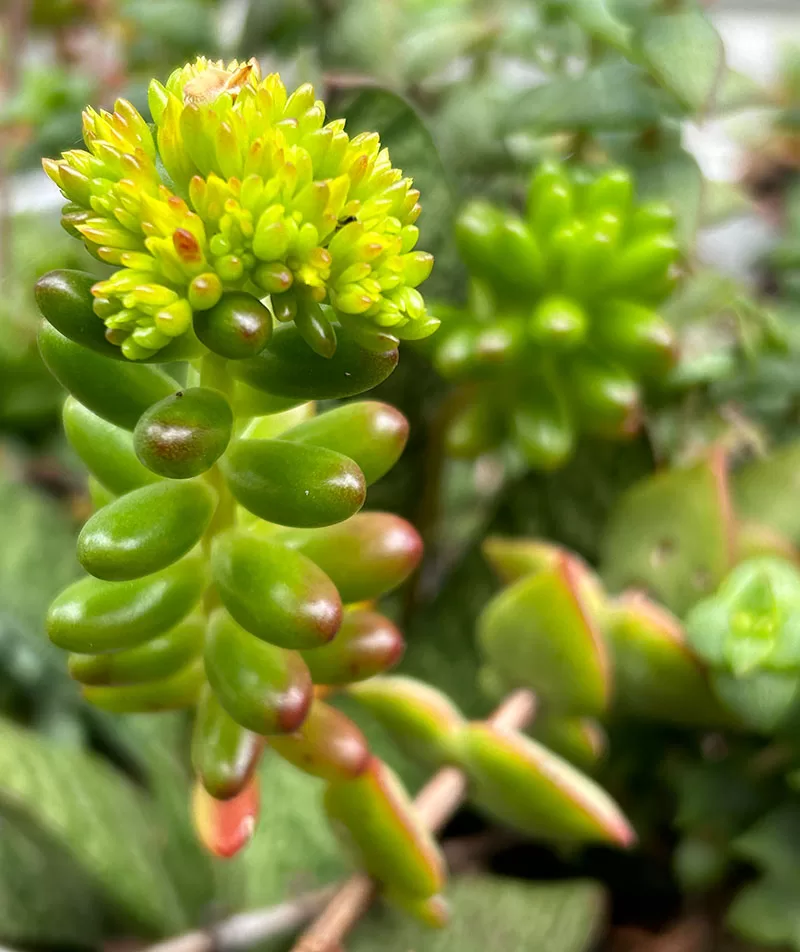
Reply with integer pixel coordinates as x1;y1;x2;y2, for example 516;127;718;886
432;160;680;469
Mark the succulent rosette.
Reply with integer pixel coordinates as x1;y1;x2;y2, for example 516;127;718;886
432;160;681;470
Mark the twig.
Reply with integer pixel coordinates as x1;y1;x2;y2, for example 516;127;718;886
145;886;337;952
291;688;537;952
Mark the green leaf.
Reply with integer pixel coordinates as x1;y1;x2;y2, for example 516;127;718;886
478;557;610;717
711;671;800;733
0;810;102;947
511;62;673;133
727;877;800;949
0;715;185;934
600;450;735;617
341;87;456;296
711;68;767;115
734;441;800;548
220;749;345;910
349;876;605;952
559;0;632;52
638;8;725;114
629;149;703;251
733;803;800;880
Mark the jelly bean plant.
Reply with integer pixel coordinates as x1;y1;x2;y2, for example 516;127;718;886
32;55;635;932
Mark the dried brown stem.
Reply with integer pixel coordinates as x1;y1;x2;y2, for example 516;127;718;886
291;688;537;952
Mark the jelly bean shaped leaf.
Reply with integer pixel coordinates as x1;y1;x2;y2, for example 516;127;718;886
478;554;610;716
78;480;216;580
63;397;161;495
300;607;405;685
511;384;575;471
231;321;398;399
608;591;732;726
38;322;175;430
462;724;635;847
0;716;185;933
193;292;272;359
638;8;725;114
274;512;423;603
192;685;264;800
81;658;205;713
222;439;366;528
35;269;203;362
567;354;642;441
36;269;123;359
282;401;409;485
324;755;445;899
192;776;260;858
600;449;735;616
212;531;342;649
47;554;205;653
134;387;234;479
204;608;312;735
734;441;800;548
347;676;466;768
269;700;371;783
68;613;204;685
349;877;604;952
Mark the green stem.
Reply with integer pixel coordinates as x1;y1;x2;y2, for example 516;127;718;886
198;354;238;612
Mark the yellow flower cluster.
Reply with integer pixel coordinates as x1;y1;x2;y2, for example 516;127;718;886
44;57;434;359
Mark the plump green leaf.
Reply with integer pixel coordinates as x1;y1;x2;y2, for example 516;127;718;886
478;555;610;716
462;724;635;846
711;671;800;733
349;876;605;952
637;8;725;113
608;592;732;726
0;716;185;934
347;676;466;768
629;149;703;251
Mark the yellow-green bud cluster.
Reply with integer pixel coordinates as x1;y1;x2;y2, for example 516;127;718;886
44;57;433;360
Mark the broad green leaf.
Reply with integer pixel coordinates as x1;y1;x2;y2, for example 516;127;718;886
0;810;101;947
727;877;800;949
341;87;456;296
600;450;735;617
349;876;605;952
629;149;703;250
118;713;214;921
734;441;800;547
638;8;725;113
0;471;80;638
733;803;800;880
511;62;674;133
559;0;632;52
711;68;767;115
219;749;345;910
711;671;800;733
0;716;185;934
